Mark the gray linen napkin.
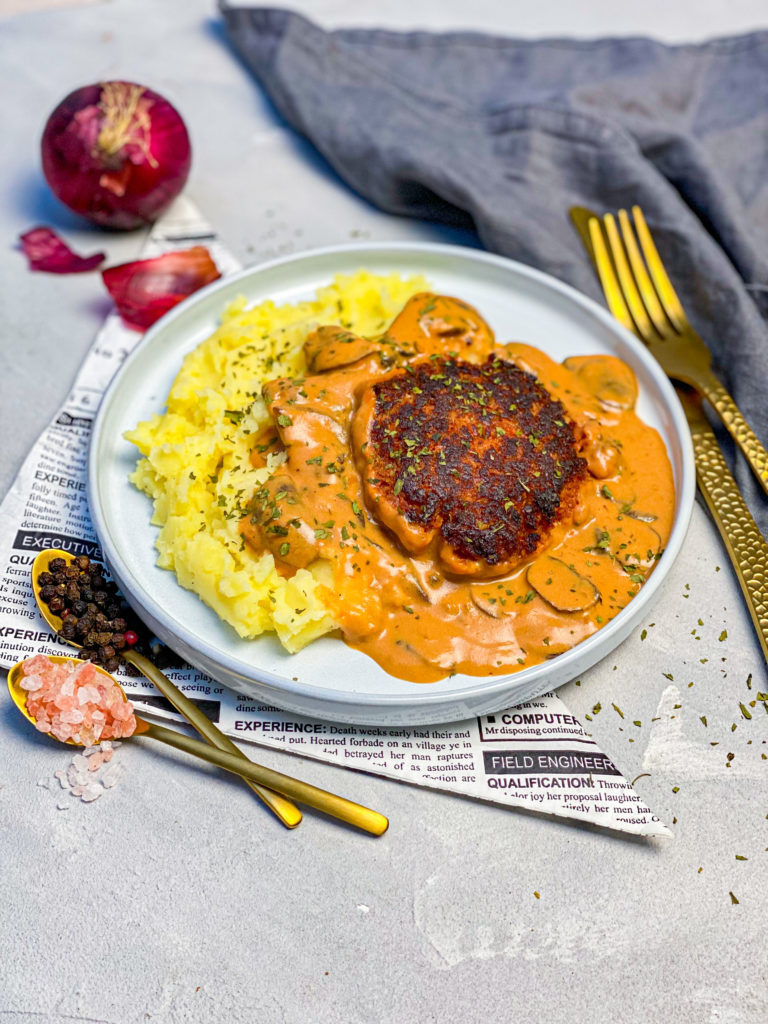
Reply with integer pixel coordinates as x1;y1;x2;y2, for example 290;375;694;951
220;5;768;535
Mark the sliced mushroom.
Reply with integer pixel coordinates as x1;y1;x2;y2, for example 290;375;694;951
303;325;380;372
624;508;658;524
563;355;639;411
386;293;495;355
527;556;600;612
600;486;658;523
614;520;663;574
471;588;505;619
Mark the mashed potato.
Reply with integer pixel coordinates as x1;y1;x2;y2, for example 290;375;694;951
125;271;427;652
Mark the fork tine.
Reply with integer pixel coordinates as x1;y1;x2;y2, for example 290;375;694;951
588;218;636;335
632;206;689;332
603;214;656;341
617;209;675;339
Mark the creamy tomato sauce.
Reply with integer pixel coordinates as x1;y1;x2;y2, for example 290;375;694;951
241;294;675;682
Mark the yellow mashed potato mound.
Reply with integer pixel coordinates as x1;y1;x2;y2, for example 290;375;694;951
125;270;427;652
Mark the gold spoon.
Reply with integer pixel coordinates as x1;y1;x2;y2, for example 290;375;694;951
8;654;388;836
31;549;304;827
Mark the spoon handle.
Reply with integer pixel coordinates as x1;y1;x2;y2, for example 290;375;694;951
124;650;301;829
139;720;389;836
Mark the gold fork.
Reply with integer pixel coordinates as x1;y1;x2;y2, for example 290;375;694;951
570;206;768;663
570;205;768;496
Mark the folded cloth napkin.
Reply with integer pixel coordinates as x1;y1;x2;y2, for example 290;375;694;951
221;5;768;534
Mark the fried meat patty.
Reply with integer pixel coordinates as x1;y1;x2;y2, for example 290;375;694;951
353;355;587;576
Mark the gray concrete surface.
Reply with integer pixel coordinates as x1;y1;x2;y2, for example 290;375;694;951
1;1;766;1021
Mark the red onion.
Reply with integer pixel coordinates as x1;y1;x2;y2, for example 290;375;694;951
102;247;220;330
41;81;191;230
19;226;105;273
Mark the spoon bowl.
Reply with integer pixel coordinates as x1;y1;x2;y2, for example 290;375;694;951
7;653;149;743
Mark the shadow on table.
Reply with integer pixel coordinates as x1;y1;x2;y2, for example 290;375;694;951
15;169;100;233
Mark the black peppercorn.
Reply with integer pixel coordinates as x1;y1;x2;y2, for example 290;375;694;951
36;552;151;674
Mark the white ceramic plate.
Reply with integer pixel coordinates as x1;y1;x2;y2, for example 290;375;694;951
89;242;695;725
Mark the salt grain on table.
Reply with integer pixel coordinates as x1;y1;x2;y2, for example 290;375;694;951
100;765;121;789
44;741;125;804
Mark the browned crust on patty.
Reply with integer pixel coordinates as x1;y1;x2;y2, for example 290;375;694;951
353;355;587;576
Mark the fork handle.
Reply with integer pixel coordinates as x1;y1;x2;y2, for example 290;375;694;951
695;371;768;499
684;396;768;664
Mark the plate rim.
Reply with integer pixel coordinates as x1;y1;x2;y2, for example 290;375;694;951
89;239;696;713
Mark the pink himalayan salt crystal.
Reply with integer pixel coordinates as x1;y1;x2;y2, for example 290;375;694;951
23;654;53;675
21;655;136;745
101;765;121;788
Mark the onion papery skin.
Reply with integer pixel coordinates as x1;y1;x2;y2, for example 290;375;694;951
41;81;191;230
102;247;221;330
19;226;105;273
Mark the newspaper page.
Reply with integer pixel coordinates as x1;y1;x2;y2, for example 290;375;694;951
0;197;671;838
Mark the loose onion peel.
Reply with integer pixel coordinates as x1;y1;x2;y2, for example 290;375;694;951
19;226;105;273
102;246;221;330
